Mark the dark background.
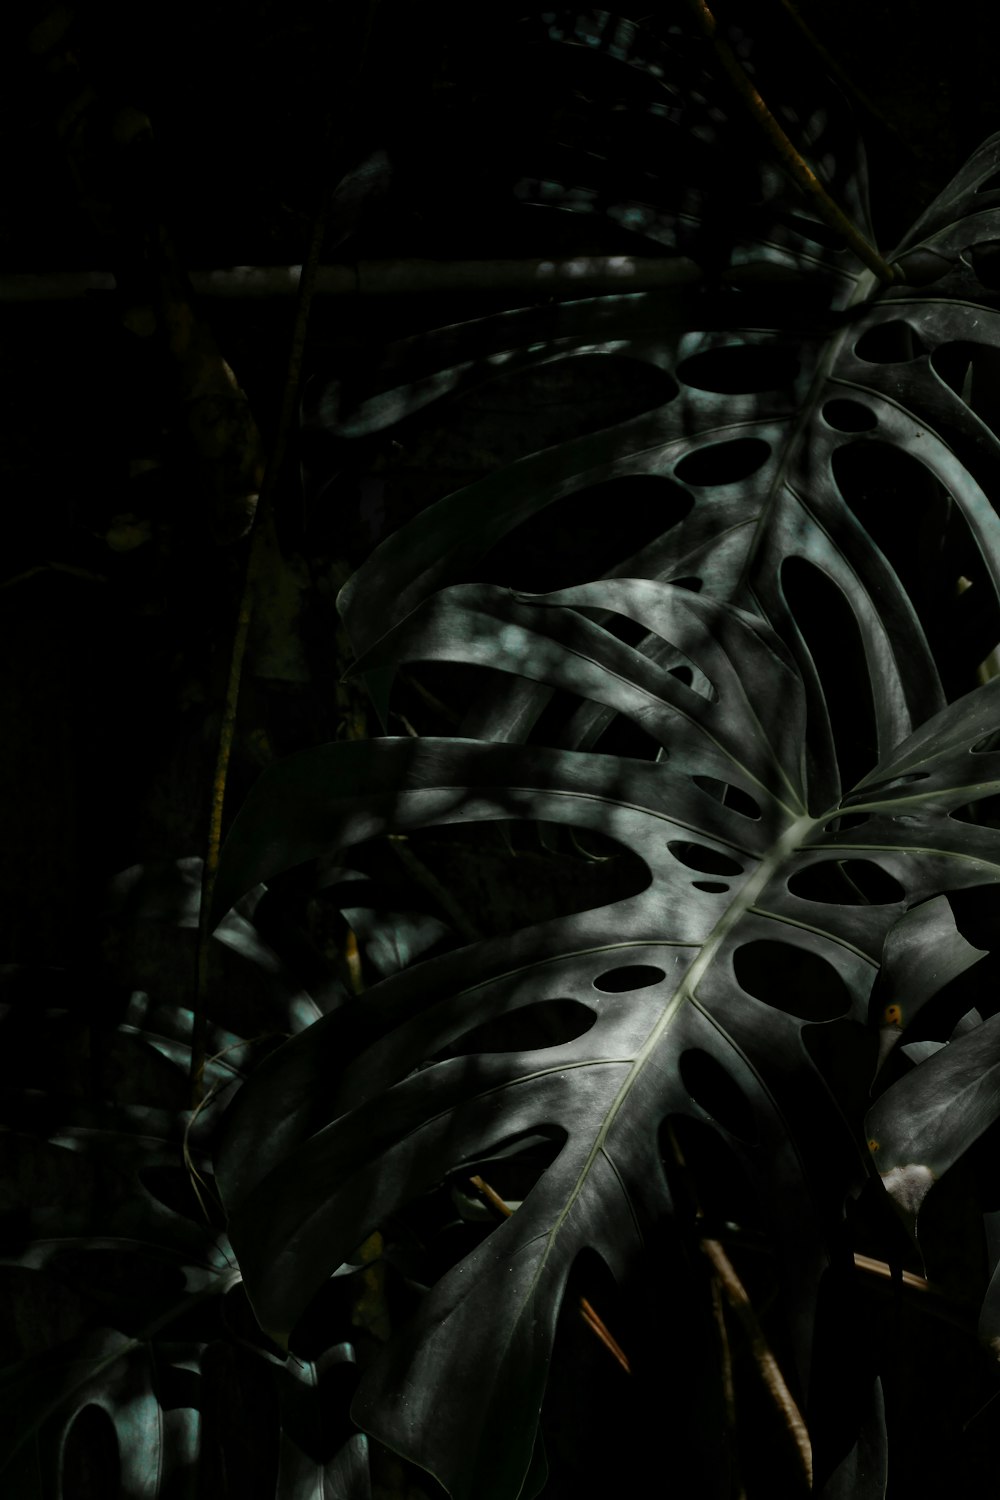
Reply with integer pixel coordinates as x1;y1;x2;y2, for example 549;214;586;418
4;3;1000;1495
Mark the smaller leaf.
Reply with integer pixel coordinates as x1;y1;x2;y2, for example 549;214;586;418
866;1013;1000;1235
870;896;985;1074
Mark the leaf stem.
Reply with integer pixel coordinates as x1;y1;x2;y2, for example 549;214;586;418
681;0;894;283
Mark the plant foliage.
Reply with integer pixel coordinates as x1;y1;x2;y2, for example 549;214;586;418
11;4;1000;1497
209;8;1000;1498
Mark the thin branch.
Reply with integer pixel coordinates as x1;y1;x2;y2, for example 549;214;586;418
190;2;382;1106
711;1274;746;1500
681;0;894;283
702;1235;813;1489
0;255;829;304
468;1175;631;1375
852;1252;930;1294
663;1123;811;1485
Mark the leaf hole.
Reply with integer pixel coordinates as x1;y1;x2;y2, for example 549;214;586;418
62;1405;121;1500
733;939;851;1020
676;343;799;394
593;964;665;993
433;1000;596;1059
854;321;926;363
787;859;904;906
781;556;878;797
678;1050;758;1141
674;438;771;486
483;474;691;592
692;775;762;820
834;436;999;695
967;242;1000;289
664;660;717;702
950;794;1000;828
931;339;977;398
972;730;1000;753
822;398;877;433
460;1133;565;1213
668;841;744;876
590;713;666;761
975;171;1000;194
660;1114;762;1233
692;879;729;893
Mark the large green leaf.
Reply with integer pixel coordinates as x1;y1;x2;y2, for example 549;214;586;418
221;11;1000;1496
212;579;1000;1500
316;116;1000;787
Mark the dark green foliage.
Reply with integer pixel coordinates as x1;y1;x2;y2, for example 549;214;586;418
208;12;1000;1499
9;6;1000;1497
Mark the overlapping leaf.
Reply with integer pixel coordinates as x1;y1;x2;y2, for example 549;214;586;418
212;576;1000;1500
312;94;1000;791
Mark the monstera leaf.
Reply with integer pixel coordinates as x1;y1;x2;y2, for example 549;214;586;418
312;68;1000;789
210;574;1000;1500
210;13;1000;1494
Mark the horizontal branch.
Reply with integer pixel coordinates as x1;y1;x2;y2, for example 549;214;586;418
0;255;818;303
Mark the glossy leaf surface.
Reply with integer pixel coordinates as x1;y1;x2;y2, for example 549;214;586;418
213;580;1000;1499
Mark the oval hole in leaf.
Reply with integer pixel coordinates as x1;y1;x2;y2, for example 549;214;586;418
781;556;878;795
668;841;744;876
833;438;995;697
854;321;926;363
950;794;1000;827
733;939;851;1020
483;474;692;592
436;1000;595;1058
662;660;717;702
693;880;729;894
787;859;904;906
823;398;877;433
972;730;1000;753
63;1405;121;1498
674;438;770;486
692;775;762;820
591;713;666;761
660;1114;762;1232
968;243;1000;289
976;172;1000;194
676;343;799;394
678;1050;758;1142
594;964;665;993
931;339;978;397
